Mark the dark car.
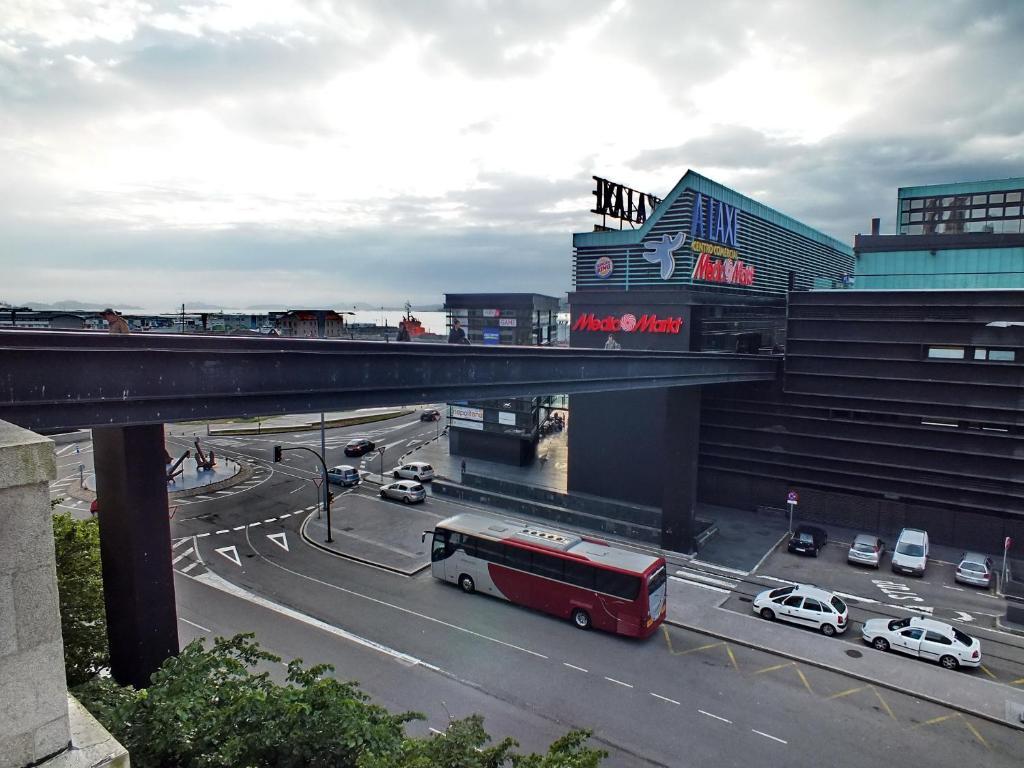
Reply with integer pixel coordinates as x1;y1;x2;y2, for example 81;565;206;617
420;409;442;421
787;525;828;557
343;438;376;457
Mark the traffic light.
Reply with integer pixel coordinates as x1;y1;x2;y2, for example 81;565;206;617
327;491;335;505
273;445;282;462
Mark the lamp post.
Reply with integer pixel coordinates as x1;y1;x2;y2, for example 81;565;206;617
379;445;386;480
274;444;334;543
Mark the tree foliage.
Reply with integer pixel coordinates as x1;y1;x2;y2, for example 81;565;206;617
52;508;109;686
75;634;607;768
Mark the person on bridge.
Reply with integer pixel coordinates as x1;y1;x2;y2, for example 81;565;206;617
102;308;130;334
448;319;469;344
604;334;621;350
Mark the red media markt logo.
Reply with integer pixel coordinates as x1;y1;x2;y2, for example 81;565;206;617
619;313;637;331
572;312;684;335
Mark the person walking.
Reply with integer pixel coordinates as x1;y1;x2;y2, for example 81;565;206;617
102;308;130;334
448;319;469;344
604;333;621;350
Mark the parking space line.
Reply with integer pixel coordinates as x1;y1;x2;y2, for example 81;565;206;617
725;645;739;672
961;718;990;750
826;686;868;700
979;664;997;680
752;662;793;675
795;667;814;695
872;687;897;721
1011;677;1024;686
942;585;964;591
914;713;957;728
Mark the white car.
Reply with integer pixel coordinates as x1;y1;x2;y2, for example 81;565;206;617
891;528;929;575
379;480;426;504
392;461;435;481
752;584;849;636
861;616;981;670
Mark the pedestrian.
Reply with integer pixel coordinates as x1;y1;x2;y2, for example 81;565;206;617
604;333;621;350
101;308;130;334
396;321;411;342
460;459;467;478
448;319;469;344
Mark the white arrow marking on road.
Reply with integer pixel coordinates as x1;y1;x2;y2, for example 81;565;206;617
953;611;974;622
267;532;289;552
215;545;241;566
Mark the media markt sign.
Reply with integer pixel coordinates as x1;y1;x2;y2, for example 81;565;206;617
689;192;755;287
572;312;683;335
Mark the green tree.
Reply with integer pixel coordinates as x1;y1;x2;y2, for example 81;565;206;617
52;508;109;686
75;634;606;768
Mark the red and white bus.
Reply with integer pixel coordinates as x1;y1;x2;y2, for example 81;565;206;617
424;513;667;638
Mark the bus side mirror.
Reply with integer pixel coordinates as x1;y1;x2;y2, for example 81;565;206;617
422;531;430;544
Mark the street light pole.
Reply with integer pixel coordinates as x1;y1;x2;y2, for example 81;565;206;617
273;445;333;543
379;445;386;480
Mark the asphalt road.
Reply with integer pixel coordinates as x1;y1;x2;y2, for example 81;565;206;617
49;413;1024;765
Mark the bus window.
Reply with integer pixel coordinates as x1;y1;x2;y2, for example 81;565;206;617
564;560;595;589
505;546;533;572
595;570;640;600
475;538;505;564
431;530;449;562
532;552;564;581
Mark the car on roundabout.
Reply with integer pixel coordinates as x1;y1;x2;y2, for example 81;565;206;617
327;465;361;487
379;480;426;504
420;409;442;421
344;438;376;457
860;616;981;670
752;584;849;637
392;461;435;481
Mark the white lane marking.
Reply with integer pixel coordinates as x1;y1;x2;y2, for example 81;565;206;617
289;486;304;494
698;710;731;724
752;729;787;745
650;693;680;705
833;590;879;604
267;532;289;551
178;617;210;632
193;495;214;501
669;576;729;594
264;518;277;523
172;537;192;549
605;677;633;689
185;570;438;670
197;532;211;538
249;521;261;527
233;525;246;531
942;585;965;592
171;548;194;565
55;444;78;457
673;570;737;589
758;575;799;586
241;530;549;660
688;560;749;576
180;562;198;574
215;491;233;495
279;512;292;518
563;662;588;673
215;545;242;566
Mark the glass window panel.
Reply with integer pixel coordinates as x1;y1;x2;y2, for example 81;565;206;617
1003;219;1021;234
972;195;987;205
910;212;923;222
504;546;532;571
563;561;595;589
898;225;908;234
901;200;911;211
1006;206;1020;217
988;207;1003;217
941;197;955;206
594;569;640;600
1006;191;1021;203
970;208;985;219
989;350;1015;362
974;349;987;360
910;199;924;209
989;193;1004;204
475;539;505;564
900;213;910;224
928;347;965;359
907;224;923;234
531;552;564;581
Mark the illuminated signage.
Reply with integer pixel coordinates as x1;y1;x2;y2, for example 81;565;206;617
498;318;517;327
642;232;686;280
595;256;614;279
573;312;684;335
591;176;662;226
451;406;483;421
690;193;739;247
691;251;755;286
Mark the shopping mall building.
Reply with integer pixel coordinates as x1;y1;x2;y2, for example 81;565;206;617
449;172;1023;554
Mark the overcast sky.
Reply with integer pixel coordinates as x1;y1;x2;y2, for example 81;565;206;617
3;0;1022;310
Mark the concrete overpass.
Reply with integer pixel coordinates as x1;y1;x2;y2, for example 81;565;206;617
0;329;777;687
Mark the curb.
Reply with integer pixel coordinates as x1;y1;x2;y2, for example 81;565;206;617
298;511;429;577
662;617;1024;732
209;410;414;436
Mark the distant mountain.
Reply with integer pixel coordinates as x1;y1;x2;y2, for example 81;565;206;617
11;300;143;311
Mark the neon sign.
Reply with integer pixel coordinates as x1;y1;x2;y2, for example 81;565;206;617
573;312;684;334
690;193;739;247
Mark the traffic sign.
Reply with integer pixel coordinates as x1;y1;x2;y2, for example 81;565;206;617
313;477;323;489
787;490;799;504
1006;536;1013;551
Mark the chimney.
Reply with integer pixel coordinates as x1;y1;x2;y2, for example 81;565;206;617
870;217;880;236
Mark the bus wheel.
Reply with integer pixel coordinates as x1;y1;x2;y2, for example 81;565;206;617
459;574;475;594
572;609;591;630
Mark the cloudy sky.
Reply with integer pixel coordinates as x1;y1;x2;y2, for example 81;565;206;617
3;0;1022;310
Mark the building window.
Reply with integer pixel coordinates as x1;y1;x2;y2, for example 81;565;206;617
989;350;1016;362
972;195;987;205
974;349;987;360
927;346;965;359
910;199;924;209
1007;191;1021;203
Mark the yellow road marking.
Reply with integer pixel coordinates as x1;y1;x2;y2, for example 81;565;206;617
752;662;793;675
961;718;990;750
1011;677;1024;686
795;667;814;695
726;645;739;672
662;627;728;658
915;713;957;728
679;642;726;655
826;686;868;700
872;686;897;722
979;664;997;680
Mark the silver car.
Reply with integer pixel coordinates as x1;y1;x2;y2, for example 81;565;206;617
955;552;993;588
379;480;426;504
847;534;885;568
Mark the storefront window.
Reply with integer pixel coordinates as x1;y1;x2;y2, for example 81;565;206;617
927;346;965;359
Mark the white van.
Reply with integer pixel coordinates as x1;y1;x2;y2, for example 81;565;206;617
891;528;929;576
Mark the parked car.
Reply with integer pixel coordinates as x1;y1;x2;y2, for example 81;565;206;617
379;480;426;504
420;409;442;421
847;534;886;568
327;465;360;487
891;528;929;575
861;616;981;670
955;552;994;588
752;584;849;636
344;438;376;457
787;525;828;557
392;461;435;481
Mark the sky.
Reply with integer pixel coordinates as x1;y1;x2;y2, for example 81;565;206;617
2;0;1023;310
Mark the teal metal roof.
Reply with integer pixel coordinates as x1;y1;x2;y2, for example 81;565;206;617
898;177;1024;200
574;170;852;255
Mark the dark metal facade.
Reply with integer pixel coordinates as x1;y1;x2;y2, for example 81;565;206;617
699;289;1024;548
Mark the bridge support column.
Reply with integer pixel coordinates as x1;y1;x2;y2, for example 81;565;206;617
93;424;178;688
660;386;701;553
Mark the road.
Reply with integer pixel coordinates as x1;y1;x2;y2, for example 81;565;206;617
49;413;1024;765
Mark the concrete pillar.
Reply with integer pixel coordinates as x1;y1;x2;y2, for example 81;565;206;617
0;421;70;766
93;425;178;689
660;386;702;553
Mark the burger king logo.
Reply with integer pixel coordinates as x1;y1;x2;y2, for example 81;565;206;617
594;256;614;279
